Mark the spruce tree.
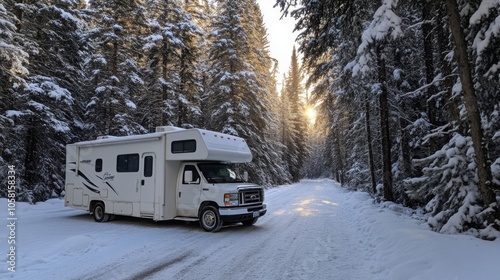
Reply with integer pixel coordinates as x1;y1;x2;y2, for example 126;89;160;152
444;0;498;221
1;0;88;202
0;2;29;199
206;0;289;186
141;0;204;130
281;47;307;182
85;0;147;137
0;2;29;155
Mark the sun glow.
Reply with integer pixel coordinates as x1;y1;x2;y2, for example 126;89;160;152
305;107;317;124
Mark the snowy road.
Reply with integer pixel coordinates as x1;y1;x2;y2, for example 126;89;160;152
2;179;499;280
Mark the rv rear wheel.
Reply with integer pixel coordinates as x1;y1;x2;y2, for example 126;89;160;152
199;205;222;232
93;202;110;222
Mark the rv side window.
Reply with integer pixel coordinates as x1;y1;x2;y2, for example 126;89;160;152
172;140;196;153
95;159;103;172
116;154;139;172
144;156;153;177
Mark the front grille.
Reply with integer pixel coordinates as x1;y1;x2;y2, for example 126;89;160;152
239;188;263;205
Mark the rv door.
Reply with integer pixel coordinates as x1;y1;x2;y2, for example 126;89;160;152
140;153;155;215
177;164;201;217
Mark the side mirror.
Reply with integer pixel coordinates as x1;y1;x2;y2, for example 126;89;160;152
243;171;248;182
184;170;193;183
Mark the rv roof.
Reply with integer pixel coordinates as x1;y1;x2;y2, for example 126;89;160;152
70;127;252;163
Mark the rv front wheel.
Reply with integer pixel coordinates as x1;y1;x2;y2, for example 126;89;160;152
199;205;222;232
93;202;110;222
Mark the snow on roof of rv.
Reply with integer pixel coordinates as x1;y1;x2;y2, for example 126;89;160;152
74;132;166;146
155;126;185;132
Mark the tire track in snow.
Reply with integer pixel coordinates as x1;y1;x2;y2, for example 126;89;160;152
127;251;193;280
77;248;195;280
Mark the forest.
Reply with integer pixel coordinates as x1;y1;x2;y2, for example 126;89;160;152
1;0;499;238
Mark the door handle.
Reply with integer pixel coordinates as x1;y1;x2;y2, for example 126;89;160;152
141;179;145;186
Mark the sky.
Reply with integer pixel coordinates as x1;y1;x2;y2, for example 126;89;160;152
2;179;498;279
256;0;298;88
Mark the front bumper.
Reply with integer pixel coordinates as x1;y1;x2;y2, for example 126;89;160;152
219;204;267;223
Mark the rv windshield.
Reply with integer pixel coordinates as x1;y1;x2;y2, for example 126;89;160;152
198;163;245;184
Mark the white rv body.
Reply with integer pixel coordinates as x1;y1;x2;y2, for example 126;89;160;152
64;127;266;231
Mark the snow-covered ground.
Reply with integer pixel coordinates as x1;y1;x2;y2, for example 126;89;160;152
1;179;499;280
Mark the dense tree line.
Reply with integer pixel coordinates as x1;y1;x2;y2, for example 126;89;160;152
0;0;308;203
276;0;500;238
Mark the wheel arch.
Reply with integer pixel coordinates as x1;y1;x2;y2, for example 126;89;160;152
89;200;103;214
198;200;219;217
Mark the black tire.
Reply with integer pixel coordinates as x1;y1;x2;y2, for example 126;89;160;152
242;217;258;226
93;202;110;222
199;205;223;232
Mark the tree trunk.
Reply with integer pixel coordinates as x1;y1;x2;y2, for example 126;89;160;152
108;40;119;135
377;44;394;201
436;4;460;125
444;0;497;205
162;40;168;126
334;130;345;186
365;99;377;194
178;48;187;126
422;1;437;128
399;111;412;180
393;40;412;181
14;0;25;30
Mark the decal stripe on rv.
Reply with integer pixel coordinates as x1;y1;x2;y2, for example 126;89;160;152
105;182;119;195
70;169;102;194
82;182;100;194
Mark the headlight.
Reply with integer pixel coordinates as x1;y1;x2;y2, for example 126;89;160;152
224;193;239;206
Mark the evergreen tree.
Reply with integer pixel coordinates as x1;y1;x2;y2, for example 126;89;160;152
1;0;88;202
85;0;147;137
0;2;29;199
407;134;490;236
0;2;29;156
141;0;204;130
0;2;29;110
350;0;404;201
280;47;308;182
443;0;498;222
206;0;289;186
246;0;291;185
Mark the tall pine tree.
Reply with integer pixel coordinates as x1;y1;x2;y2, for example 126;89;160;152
85;0;147;137
206;0;289;186
140;0;204;130
1;0;88;202
280;47;308;182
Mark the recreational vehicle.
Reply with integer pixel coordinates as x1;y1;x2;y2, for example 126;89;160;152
64;126;266;232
